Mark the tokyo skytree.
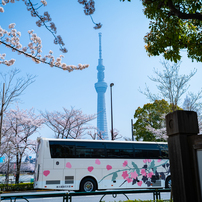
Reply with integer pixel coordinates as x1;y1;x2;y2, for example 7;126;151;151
94;33;108;139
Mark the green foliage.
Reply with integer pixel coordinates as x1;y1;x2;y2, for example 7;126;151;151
133;99;181;141
112;172;118;181
121;0;202;63
132;162;140;175
0;182;34;191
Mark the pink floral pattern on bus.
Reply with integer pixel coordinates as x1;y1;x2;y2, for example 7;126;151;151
99;159;170;187
122;160;128;167
43;158;169;188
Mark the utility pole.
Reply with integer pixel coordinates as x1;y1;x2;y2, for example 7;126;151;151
0;83;5;147
131;119;134;141
110;83;114;140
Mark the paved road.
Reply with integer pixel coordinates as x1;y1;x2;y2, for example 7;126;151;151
1;191;171;202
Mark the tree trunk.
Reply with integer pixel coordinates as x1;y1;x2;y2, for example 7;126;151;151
5;158;10;185
15;153;22;184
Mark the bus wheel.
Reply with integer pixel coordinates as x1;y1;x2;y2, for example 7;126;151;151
165;176;171;188
80;178;96;192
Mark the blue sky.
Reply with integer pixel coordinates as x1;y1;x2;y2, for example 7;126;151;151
1;0;202;140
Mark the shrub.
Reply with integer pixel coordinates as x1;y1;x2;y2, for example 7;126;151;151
0;183;34;191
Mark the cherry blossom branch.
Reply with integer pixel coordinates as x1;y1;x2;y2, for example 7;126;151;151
0;0;67;53
78;0;102;29
0;24;89;71
25;0;67;53
146;125;167;141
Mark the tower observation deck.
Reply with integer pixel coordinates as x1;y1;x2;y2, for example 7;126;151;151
94;33;108;139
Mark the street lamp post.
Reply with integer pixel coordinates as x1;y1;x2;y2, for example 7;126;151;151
0;83;5;147
110;83;114;140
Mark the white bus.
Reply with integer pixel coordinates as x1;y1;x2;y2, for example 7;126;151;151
34;137;171;192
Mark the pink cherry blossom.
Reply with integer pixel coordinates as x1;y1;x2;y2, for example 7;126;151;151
94;23;102;29
146;125;167;141
147;171;154;178
0;7;4;13
41;107;96;139
122;160;128;167
126;177;132;183
0;20;89;71
41;0;47;6
122;171;129;179
157;159;162;162
143;159;147;163
148;159;151;163
141;169;147;176
130;171;138;179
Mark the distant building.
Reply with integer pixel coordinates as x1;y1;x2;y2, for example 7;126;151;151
25;155;36;164
95;33;109;139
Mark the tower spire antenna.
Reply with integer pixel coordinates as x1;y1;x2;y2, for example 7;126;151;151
99;32;102;59
95;33;108;140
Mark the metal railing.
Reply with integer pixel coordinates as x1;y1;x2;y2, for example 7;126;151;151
65;189;171;202
0;188;171;202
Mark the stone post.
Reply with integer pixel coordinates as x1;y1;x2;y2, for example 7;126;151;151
166;110;201;202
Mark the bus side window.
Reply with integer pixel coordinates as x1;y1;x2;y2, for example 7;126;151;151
134;149;161;159
106;149;120;158
62;145;75;158
49;141;75;158
160;150;169;159
92;148;106;158
134;149;148;159
148;149;161;159
105;143;133;158
76;142;106;158
119;149;133;158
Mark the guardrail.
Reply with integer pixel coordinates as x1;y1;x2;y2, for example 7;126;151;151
0;188;171;202
65;189;171;202
1;191;68;202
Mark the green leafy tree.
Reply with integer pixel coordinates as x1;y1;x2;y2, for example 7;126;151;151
121;0;202;63
133;99;181;141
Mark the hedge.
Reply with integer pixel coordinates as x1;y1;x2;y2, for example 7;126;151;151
0;182;34;191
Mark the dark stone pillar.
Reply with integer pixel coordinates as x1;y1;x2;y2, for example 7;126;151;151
166;110;200;202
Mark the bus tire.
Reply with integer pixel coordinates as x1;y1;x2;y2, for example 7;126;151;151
80;177;97;192
165;176;171;188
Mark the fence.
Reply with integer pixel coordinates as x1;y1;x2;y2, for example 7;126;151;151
0;188;171;202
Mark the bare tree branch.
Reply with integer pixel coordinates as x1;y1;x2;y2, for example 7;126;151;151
41;107;96;139
0;68;36;111
139;60;197;110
